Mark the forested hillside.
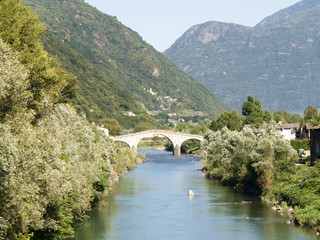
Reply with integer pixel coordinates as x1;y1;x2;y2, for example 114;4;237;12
165;0;320;113
21;0;228;120
0;1;142;239
41;31;153;128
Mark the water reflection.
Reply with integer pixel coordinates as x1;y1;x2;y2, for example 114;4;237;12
72;149;317;240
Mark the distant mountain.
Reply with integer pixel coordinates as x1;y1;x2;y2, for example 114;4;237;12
22;0;228;120
165;1;320;113
257;0;320;27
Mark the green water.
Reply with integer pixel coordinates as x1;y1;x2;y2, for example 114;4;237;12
72;149;317;240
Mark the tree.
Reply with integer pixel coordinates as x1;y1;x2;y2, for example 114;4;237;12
241;96;269;125
304;105;318;122
0;38;31;123
0;0;77;111
133;122;153;133
290;114;303;125
273;110;291;123
210;110;242;131
99;118;122;136
263;110;273;123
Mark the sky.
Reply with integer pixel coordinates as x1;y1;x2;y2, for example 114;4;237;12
84;0;300;52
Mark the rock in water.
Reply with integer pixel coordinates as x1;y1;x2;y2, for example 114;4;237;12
188;190;195;197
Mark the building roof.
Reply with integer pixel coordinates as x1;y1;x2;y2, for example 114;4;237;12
306;123;313;130
311;125;320;130
279;123;300;129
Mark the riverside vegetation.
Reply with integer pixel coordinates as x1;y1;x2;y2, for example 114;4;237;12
201;98;320;232
0;1;143;239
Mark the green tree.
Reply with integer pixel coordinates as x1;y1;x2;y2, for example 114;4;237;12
242;96;272;125
133;122;154;133
202;122;297;194
210;109;242;131
304;105;318;122
273;110;291;123
0;38;32;123
290;114;303;125
263;110;273;123
0;0;77;111
99;118;122;136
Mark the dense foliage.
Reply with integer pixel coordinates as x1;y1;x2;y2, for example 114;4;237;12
0;102;143;240
273;110;303;124
22;0;229;119
0;1;143;239
242;96;273;125
209;109;242;131
202;120;320;231
165;5;320;113
202;122;297;194
0;0;77;112
267;164;320;231
99;118;122;136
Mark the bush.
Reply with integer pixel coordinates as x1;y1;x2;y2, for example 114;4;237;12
290;139;310;152
202;122;297;194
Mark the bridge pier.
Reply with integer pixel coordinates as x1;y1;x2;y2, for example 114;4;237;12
131;145;137;153
174;144;181;156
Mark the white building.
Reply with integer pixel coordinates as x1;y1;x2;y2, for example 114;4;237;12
279;123;299;140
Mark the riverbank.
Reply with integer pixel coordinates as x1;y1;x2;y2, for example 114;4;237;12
93;147;145;205
201;124;320;235
264;164;320;233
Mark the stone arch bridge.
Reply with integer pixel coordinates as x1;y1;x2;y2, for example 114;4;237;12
111;130;204;156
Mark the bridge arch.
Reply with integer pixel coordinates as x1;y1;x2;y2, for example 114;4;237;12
180;138;202;154
111;130;204;156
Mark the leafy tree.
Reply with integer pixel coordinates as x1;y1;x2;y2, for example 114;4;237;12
304;105;318;122
133;122;154;133
242;96;264;124
263;110;273;123
242;96;273;125
273;110;291;123
0;38;31;123
290;114;303;125
0;0;77;111
99;118;122;136
210;109;242;131
202;122;297;194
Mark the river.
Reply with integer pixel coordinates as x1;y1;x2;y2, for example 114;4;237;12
72;149;317;240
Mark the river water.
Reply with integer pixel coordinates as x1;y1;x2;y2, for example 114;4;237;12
72;149;317;240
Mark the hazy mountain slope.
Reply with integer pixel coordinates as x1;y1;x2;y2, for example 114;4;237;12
165;6;320;113
257;0;320;27
22;0;229;118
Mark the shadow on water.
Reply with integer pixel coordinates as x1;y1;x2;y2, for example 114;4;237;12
71;149;318;240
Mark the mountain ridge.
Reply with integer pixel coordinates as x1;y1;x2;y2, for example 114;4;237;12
256;0;320;27
165;1;320;113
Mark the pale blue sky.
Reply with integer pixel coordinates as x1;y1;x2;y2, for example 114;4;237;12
84;0;300;52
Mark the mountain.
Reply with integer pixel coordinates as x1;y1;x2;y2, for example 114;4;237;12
41;30;150;128
21;0;228;121
164;1;320;113
257;0;320;27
